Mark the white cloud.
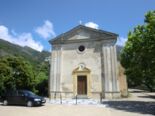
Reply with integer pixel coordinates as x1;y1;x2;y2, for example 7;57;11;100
116;37;127;46
0;26;12;41
0;25;43;52
35;20;56;39
85;22;99;29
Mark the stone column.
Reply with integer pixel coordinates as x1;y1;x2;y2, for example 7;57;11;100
49;50;56;98
111;45;120;98
49;46;62;98
56;47;61;91
102;45;120;99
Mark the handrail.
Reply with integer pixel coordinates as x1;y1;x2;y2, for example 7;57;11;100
60;92;62;104
100;92;102;103
51;91;103;104
75;95;78;105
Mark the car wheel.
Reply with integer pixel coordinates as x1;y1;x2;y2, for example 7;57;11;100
27;101;33;107
3;100;8;106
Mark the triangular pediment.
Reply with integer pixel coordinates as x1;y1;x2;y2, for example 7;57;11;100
68;31;90;40
49;25;118;45
72;67;91;74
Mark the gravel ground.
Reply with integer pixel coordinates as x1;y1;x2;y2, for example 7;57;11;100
0;89;155;116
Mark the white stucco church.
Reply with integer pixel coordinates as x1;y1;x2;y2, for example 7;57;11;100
49;25;122;99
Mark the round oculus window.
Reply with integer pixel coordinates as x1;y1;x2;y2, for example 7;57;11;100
78;45;85;52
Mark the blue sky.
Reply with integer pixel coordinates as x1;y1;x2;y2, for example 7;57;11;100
0;0;154;51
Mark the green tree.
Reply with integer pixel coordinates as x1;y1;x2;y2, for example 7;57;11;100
34;62;49;96
120;11;155;92
0;56;36;94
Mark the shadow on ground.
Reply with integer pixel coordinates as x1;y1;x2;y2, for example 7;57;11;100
138;95;155;99
102;101;155;115
0;102;44;107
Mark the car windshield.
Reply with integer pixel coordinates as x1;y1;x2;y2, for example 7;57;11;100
24;91;37;97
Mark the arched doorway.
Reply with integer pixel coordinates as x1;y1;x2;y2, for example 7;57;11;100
72;66;91;98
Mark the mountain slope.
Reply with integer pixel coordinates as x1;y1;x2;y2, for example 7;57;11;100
116;45;123;61
0;39;50;65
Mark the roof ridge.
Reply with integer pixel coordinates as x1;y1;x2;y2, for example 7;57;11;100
49;25;118;45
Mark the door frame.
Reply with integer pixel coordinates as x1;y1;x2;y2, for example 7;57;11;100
77;75;87;95
72;67;91;97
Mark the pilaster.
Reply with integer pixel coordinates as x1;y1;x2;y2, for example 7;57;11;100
102;45;120;99
49;46;62;98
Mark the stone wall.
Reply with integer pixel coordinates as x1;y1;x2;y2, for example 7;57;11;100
61;41;102;97
118;62;128;97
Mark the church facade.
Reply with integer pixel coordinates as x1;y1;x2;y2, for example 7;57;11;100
49;25;121;99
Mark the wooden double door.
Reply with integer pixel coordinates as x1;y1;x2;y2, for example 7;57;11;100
77;76;87;95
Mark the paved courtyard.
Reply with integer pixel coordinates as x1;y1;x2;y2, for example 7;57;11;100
0;89;155;116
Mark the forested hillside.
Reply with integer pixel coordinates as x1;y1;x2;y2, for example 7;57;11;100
0;39;50;65
0;39;50;96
